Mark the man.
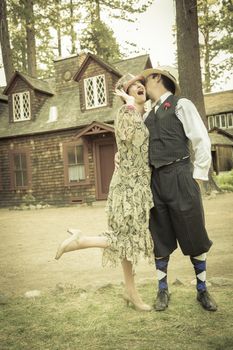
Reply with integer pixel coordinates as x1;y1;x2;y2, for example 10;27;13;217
141;66;217;312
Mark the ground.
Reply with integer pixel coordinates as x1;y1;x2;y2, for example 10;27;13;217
0;192;232;296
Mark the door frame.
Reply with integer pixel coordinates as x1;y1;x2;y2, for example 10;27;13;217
93;138;117;200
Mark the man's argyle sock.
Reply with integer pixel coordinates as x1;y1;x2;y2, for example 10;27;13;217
190;253;207;292
155;256;170;290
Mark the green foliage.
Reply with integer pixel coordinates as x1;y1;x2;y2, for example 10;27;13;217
5;0;152;78
214;170;233;191
7;0;56;77
80;20;121;62
198;0;233;91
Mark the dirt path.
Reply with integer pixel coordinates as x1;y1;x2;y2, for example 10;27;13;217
0;193;232;296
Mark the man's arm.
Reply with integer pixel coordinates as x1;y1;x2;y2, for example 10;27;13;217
176;98;211;181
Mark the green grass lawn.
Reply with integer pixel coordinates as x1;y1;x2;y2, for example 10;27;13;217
1;283;232;350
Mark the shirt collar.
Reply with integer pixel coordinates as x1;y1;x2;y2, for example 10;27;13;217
151;91;172;108
159;91;173;104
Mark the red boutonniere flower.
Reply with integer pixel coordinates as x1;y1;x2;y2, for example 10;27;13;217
163;102;171;110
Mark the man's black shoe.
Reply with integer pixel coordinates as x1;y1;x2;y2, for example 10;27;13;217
197;290;217;311
154;289;170;311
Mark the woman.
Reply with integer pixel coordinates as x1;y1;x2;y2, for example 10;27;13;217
55;73;154;311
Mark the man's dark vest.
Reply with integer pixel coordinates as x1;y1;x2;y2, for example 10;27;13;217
144;94;190;168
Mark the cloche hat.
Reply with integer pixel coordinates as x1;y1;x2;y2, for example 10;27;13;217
115;73;145;93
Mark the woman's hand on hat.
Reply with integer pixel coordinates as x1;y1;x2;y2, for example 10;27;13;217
114;89;135;106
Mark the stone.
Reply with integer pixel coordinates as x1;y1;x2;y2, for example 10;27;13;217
172;278;184;286
0;293;9;305
24;290;41;298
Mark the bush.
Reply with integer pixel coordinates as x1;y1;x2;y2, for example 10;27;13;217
214;170;233;191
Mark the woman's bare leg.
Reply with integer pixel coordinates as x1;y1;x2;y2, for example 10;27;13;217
121;258;152;311
55;230;109;260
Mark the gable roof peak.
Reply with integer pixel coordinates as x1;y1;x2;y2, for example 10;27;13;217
73;52;122;82
3;71;54;96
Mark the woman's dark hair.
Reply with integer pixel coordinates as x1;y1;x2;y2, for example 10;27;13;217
151;73;175;94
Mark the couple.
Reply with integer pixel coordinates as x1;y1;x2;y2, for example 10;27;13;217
55;67;217;312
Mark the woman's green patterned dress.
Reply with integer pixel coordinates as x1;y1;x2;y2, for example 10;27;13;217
102;105;154;267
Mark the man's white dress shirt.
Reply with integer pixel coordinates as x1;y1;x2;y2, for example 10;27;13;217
144;92;211;181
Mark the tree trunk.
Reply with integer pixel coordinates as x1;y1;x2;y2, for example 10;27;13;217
0;0;14;83
70;0;76;54
176;0;221;193
25;0;37;77
176;0;207;126
57;26;62;56
202;1;211;93
204;33;211;93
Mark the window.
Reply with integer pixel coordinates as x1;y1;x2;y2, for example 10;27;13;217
63;140;89;185
67;145;85;182
220;114;226;128
9;150;31;189
215;115;221;128
12;91;31;121
227;113;233;128
84;75;107;109
208;115;214;130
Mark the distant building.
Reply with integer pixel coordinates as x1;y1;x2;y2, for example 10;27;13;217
0;53;232;208
204;90;233;173
0;53;152;207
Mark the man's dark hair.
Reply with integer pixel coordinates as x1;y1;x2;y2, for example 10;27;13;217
151;73;175;94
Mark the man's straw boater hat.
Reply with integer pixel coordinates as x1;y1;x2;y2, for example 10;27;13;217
141;66;181;96
115;73;145;93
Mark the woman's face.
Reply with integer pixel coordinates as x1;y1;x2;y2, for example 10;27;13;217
127;81;146;103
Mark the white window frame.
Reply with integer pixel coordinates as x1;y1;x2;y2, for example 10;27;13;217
219;114;227;129
214;114;227;129
208;115;214;130
12;91;31;122
84;74;107;110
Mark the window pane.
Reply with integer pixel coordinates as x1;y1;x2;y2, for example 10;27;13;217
78;165;85;180
13;153;28;187
67;146;76;165
96;75;106;105
76;145;84;164
208;116;214;129
14;154;21;169
221;114;226;127
13;94;21;121
15;171;23;186
228;113;233;127
68;165;85;181
85;78;95;108
22;171;28;186
215;115;220;127
21;154;27;169
22;92;30;119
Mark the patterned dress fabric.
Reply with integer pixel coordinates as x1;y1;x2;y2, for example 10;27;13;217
102;105;154;267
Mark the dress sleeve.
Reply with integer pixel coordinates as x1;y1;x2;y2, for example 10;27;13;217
115;105;140;142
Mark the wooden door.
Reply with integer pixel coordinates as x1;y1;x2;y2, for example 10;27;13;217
94;139;116;200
